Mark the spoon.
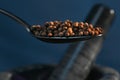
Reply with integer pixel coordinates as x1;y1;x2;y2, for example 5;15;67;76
0;8;102;43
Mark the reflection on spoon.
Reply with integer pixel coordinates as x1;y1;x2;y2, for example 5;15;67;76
35;34;102;43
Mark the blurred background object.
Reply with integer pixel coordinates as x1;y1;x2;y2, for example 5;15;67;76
0;0;120;73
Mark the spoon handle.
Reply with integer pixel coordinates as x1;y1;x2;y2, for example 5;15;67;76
0;8;31;32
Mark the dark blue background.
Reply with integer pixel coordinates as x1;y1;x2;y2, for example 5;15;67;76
0;0;120;72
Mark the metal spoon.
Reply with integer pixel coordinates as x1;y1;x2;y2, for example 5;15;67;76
0;8;102;43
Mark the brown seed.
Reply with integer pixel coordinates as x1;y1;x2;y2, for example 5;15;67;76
68;27;73;34
79;25;84;29
54;21;59;24
41;32;46;36
65;20;72;24
58;27;63;31
78;29;82;32
63;26;68;30
45;22;49;26
47;30;52;33
49;21;54;25
91;31;95;36
34;31;39;35
96;27;103;34
53;26;57;29
32;25;36;28
73;27;78;31
84;22;89;27
99;27;102;30
83;31;89;35
73;22;79;27
79;31;84;36
95;27;100;31
89;24;93;29
71;32;75;36
54;34;58;37
48;33;53;37
67;23;71;27
32;25;41;30
59;32;64;36
87;28;92;33
32;25;41;29
65;32;70;36
64;21;68;25
54;30;58;34
99;30;103;34
62;30;67;33
99;27;103;34
95;31;99;35
91;28;95;31
79;22;84;26
49;25;53;29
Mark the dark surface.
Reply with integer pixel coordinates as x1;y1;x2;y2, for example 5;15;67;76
0;0;120;72
0;64;119;80
11;64;120;80
11;64;55;80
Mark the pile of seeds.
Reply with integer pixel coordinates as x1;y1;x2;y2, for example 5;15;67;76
31;20;103;37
